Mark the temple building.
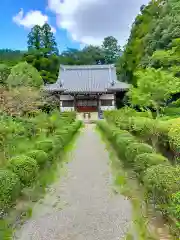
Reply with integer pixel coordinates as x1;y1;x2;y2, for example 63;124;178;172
44;64;129;119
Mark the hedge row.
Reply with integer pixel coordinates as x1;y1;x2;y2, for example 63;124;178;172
0;111;82;211
104;107;180;162
97;121;180;231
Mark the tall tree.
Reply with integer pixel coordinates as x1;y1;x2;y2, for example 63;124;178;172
117;0;165;84
41;23;59;55
102;36;121;64
25;24;59;84
27;25;42;50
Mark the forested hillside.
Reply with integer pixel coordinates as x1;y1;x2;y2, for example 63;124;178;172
0;49;24;66
118;0;180;84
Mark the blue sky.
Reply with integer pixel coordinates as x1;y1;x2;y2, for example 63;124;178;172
0;0;149;52
0;0;80;51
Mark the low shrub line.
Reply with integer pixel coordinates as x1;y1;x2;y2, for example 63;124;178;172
97;120;180;235
104;107;180;163
0;111;82;212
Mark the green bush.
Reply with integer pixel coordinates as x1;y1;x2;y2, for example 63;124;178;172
8;155;39;185
0;169;21;209
169;191;180;226
0;64;11;85
55;129;70;146
134;153;169;178
163;107;180;116
6;62;43;88
125;142;154;164
115;135;136;160
97;121;113;140
168;123;180;158
143;165;180;210
35;139;53;153
26;150;48;166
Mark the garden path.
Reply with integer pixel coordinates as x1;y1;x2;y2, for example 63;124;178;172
14;124;132;240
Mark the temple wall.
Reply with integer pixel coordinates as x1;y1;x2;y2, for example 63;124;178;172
99;94;115;100
60;107;75;112
100;106;115;111
60;95;74;100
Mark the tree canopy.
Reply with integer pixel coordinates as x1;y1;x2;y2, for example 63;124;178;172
127;68;180;114
6;62;43;88
117;0;180;84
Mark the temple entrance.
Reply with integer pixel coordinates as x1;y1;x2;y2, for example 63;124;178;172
76;97;98;112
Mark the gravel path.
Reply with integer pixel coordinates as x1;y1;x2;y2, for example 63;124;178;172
14;124;132;240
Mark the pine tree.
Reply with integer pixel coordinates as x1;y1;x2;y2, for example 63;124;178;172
27;25;42;50
41;23;59;55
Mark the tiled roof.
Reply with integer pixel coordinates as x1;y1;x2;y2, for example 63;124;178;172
44;64;129;93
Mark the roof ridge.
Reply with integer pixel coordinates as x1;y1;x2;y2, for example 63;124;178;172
60;64;115;70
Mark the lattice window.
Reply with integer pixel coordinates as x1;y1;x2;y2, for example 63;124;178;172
101;100;113;106
62;100;74;107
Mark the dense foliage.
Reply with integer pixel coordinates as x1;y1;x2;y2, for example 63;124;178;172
0;49;23;66
97;114;180;235
118;0;180;85
6;62;43;88
127;68;180;114
104;107;180;162
0;110;82;211
0;64;11;85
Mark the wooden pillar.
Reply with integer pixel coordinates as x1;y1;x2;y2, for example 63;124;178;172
74;94;77;111
97;94;100;112
114;92;116;109
59;93;61;112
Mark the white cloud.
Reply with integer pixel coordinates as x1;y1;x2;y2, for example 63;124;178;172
13;9;56;33
50;26;57;33
48;0;150;46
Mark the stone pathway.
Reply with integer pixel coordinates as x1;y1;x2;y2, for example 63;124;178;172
14;124;132;240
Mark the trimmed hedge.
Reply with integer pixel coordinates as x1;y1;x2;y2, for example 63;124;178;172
134;153;169;179
168;191;180;227
143;165;180;210
35;139;53;153
97;118;180;234
8;155;39;186
125;142;154;165
116;135;136;160
0;109;82;214
168;123;180;158
26;150;48;166
104;108;180;162
0;169;21;209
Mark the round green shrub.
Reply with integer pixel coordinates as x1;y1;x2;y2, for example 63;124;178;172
6;62;43;88
115;135;136;161
8;155;39;186
168;123;180;157
134;153;168;178
0;169;21;209
51;136;65;156
168;191;180;223
26;150;48;166
112;129;131;143
125;142;154;165
56;129;71;145
143;165;180;208
35;139;53;153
